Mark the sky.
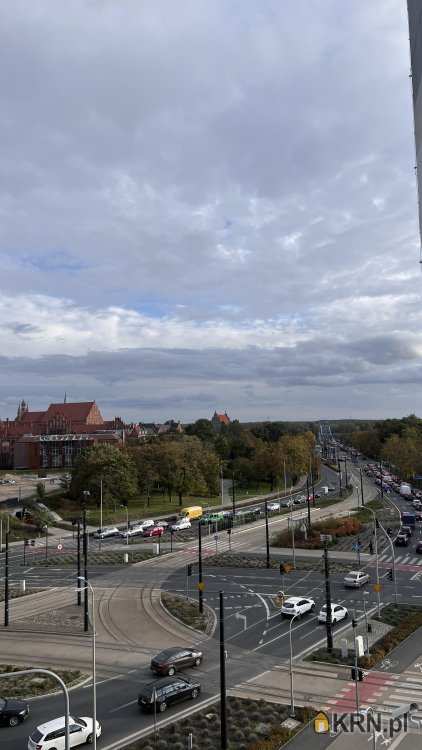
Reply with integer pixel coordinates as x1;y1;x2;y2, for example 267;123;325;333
0;0;421;423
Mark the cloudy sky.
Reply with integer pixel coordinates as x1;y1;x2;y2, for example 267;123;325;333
0;0;420;422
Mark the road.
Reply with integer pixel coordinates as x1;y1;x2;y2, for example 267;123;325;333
1;458;419;749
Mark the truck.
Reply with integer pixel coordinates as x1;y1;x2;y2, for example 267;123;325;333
401;511;416;527
400;483;412;498
179;505;203;521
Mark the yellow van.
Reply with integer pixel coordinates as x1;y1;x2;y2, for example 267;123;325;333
180;505;203;521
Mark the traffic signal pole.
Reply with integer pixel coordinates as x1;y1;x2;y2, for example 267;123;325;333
219;591;227;750
198;523;203;614
264;500;270;569
323;545;333;653
77;519;81;607
83;510;89;632
4;532;9;627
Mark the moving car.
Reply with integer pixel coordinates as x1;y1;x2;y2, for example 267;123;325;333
138;519;155;530
143;525;164;537
28;716;101;749
395;533;409;547
318;604;348;624
0;696;29;727
401;525;413;537
138;676;200;713
267;501;280;512
281;596;315;618
280;499;294;508
119;525;144;539
179;505;203;521
171;518;191;531
150;647;203;676
93;526;119;539
416;541;422;554
344;571;370;588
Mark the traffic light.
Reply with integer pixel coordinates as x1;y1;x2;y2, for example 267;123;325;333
227;528;232;536
351;667;364;681
24;539;29;546
187;564;193;577
30;540;35;546
387;569;394;581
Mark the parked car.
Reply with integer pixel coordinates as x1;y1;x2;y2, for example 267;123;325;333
138;676;200;713
171;518;191;531
143;525;164;537
267;502;280;512
150;647;203;676
0;696;29;727
119;525;144;538
318;604;348;624
395;533;409;547
93;526;119;539
344;571;370;588
281;596;315;618
28;716;101;749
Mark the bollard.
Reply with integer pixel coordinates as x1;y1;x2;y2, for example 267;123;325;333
20;580;26;594
124;552;129;564
154;544;159;556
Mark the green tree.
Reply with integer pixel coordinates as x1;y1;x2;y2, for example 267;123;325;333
36;482;46;501
70;444;138;510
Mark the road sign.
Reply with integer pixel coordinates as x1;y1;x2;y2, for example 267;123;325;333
213;534;219;541
373;582;382;592
320;534;332;542
352;543;362;551
57;543;63;551
197;581;205;591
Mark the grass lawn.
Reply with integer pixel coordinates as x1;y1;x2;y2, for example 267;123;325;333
161;592;209;633
31;548;157;566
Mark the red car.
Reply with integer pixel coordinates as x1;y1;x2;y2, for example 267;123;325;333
143;525;165;537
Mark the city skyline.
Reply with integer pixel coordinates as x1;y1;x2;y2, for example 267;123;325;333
0;1;420;421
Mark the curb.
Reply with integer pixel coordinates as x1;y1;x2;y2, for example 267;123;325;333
159;591;217;640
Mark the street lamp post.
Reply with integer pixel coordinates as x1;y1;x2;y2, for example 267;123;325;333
366;507;381;616
362;591;370;655
44;524;48;561
289;612;300;717
77;577;97;750
378;522;398;606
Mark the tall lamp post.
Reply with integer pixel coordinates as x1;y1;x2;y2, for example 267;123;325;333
76;577;97;750
365;507;381;616
289;612;300;717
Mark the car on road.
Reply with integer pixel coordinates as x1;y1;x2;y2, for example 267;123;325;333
143;525;165;537
0;696;29;726
344;570;370;588
281;596;315;618
171;518;191;531
267;501;280;512
93;526;119;539
318;604;348;624
395;533;409;547
150;647;203;676
280;499;294;508
138;676;201;713
28;715;101;749
416;541;422;554
401;525;413;537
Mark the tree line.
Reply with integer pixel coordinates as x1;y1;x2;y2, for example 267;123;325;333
345;414;422;481
68;419;318;509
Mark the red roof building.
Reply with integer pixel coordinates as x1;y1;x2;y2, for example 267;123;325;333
211;411;231;431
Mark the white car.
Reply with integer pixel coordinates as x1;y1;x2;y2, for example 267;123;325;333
93;526;119;539
139;519;155;530
267;502;280;512
281;596;315;618
119;525;144;538
344;570;370;588
28;715;101;749
171;518;192;531
318;603;348;624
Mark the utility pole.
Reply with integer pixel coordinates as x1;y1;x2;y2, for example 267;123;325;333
379;462;384;502
337;456;343;496
264;500;270;569
198;522;203;614
360;468;364;507
219;591;227;750
231;472;236;516
77;519;81;606
310;459;315;504
306;475;311;530
324;545;333;652
83;510;88;632
4;532;9;627
352;612;360;713
344;456;349;487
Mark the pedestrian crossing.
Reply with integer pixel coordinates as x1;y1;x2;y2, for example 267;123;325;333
377;553;422;565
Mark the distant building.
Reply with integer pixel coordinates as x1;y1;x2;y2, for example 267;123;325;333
408;1;422;257
0;400;124;470
211;411;231;432
154;419;184;436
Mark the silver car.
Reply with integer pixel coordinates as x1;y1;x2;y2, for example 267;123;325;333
344;570;370;588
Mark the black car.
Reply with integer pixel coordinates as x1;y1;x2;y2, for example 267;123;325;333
395;533;409;547
0;697;29;727
416;541;422;554
401;526;413;537
138;676;201;713
150;647;203;676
